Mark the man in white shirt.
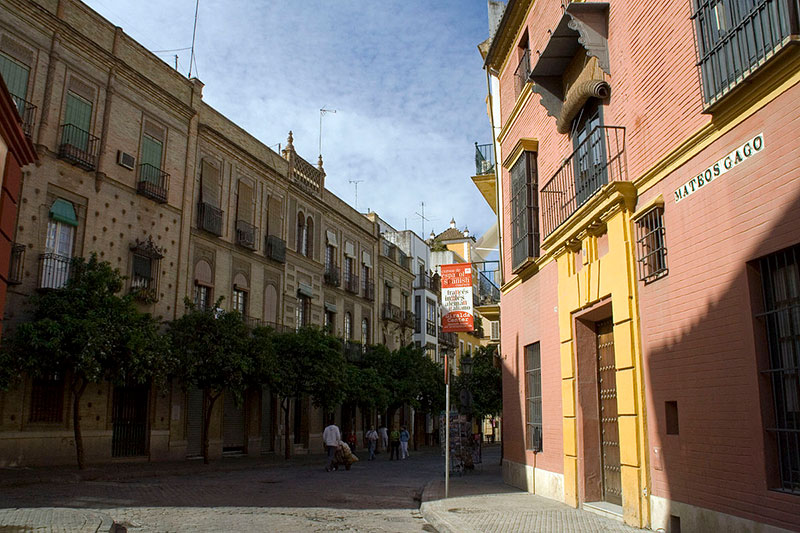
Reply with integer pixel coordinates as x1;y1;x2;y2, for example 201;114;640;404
323;419;341;472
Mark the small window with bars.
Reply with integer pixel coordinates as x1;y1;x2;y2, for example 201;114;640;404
510;151;539;271
635;207;668;283
29;373;64;423
525;342;542;452
757;243;800;494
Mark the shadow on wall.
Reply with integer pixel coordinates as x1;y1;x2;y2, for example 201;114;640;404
645;188;800;533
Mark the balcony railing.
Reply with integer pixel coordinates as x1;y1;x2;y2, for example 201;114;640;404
38;252;71;289
402;309;415;327
363;279;375;301
344;273;359;294
265;235;286;263
58;124;99;171
426;320;437;336
438;330;457;348
8;243;24;285
382;302;402;322
235;220;258;250
514;48;531;98
475;142;495;176
693;0;799;107
541;126;626;238
324;264;340;286
130;273;157;303
10;93;36;138
415;272;440;292
137;164;169;203
475;269;500;306
197;201;223;236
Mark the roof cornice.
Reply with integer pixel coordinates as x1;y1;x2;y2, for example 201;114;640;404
484;0;533;74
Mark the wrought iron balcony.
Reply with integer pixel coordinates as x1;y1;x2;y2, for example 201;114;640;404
8;243;24;285
324;264;340;286
382;302;402;322
475;142;495;176
197;201;223;236
235;220;258;251
475;269;500;306
541;126;626;238
402;309;415;327
514;48;531;98
10;93;35;138
363;279;375;301
693;0;800;107
130;273;157;303
344;272;359;294
265;235;286;263
438;330;457;348
58;124;99;171
137;163;169;203
38;252;71;289
415;272;440;292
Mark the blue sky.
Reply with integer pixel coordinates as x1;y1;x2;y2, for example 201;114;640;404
84;0;497;240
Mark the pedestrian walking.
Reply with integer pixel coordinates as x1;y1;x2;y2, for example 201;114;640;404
323;418;341;472
346;430;357;453
365;426;378;460
389;426;401;460
378;424;388;452
399;426;410;459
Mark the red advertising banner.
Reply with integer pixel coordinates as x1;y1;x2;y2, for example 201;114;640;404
441;263;474;333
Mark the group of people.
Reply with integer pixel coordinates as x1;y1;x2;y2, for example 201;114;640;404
323;420;411;471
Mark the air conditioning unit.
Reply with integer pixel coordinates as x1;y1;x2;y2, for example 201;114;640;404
117;151;135;170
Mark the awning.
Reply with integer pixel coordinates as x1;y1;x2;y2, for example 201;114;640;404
529;2;610;126
49;199;78;226
324;302;337;312
362;251;372;268
326;230;338;247
298;282;313;297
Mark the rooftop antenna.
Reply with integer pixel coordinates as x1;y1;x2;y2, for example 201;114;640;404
415;201;433;236
319;107;336;157
188;0;200;78
349;179;364;210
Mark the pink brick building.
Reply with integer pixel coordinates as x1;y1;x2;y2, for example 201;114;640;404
483;0;800;530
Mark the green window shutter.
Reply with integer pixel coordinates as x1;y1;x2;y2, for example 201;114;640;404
141;134;163;169
0;52;29;101
65;92;92;131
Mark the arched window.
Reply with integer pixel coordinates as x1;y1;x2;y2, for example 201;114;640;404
305;216;314;257
361;318;369;345
296;212;305;253
344;312;352;340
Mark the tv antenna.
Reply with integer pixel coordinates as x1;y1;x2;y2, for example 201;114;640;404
415;201;433;236
349;179;364;210
188;0;200;78
319;107;336;157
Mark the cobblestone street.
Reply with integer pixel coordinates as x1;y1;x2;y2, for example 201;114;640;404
0;448;442;532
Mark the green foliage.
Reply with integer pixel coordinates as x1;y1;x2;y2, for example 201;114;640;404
3;254;169;388
270;326;346;413
363;344;445;414
168;301;252;404
454;345;502;421
342;363;389;413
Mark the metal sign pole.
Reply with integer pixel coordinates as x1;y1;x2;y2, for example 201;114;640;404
445;355;450;499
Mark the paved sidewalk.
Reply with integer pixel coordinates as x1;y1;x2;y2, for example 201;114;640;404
420;446;643;533
0;507;114;532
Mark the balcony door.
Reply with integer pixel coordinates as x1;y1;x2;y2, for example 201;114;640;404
42;208;75;289
0;52;29;113
573;104;606;207
64;92;92;152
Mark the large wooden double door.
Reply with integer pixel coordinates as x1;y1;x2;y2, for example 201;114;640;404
597;319;621;505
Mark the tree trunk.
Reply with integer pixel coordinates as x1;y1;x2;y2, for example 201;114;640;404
71;378;88;470
282;397;292;460
203;390;220;465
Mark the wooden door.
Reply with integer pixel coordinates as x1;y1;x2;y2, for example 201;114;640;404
597;319;622;505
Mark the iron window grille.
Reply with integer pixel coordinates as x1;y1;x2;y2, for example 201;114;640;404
757;243;800;494
692;0;799;107
525;342;543;452
8;243;24;284
29;373;64;423
635;207;669;283
510;151;540;271
514;48;531;99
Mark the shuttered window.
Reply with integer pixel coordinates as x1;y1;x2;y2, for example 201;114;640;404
237;180;254;224
141;134;163;170
201;159;220;207
268;196;282;237
65;92;92;131
0;51;29;100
